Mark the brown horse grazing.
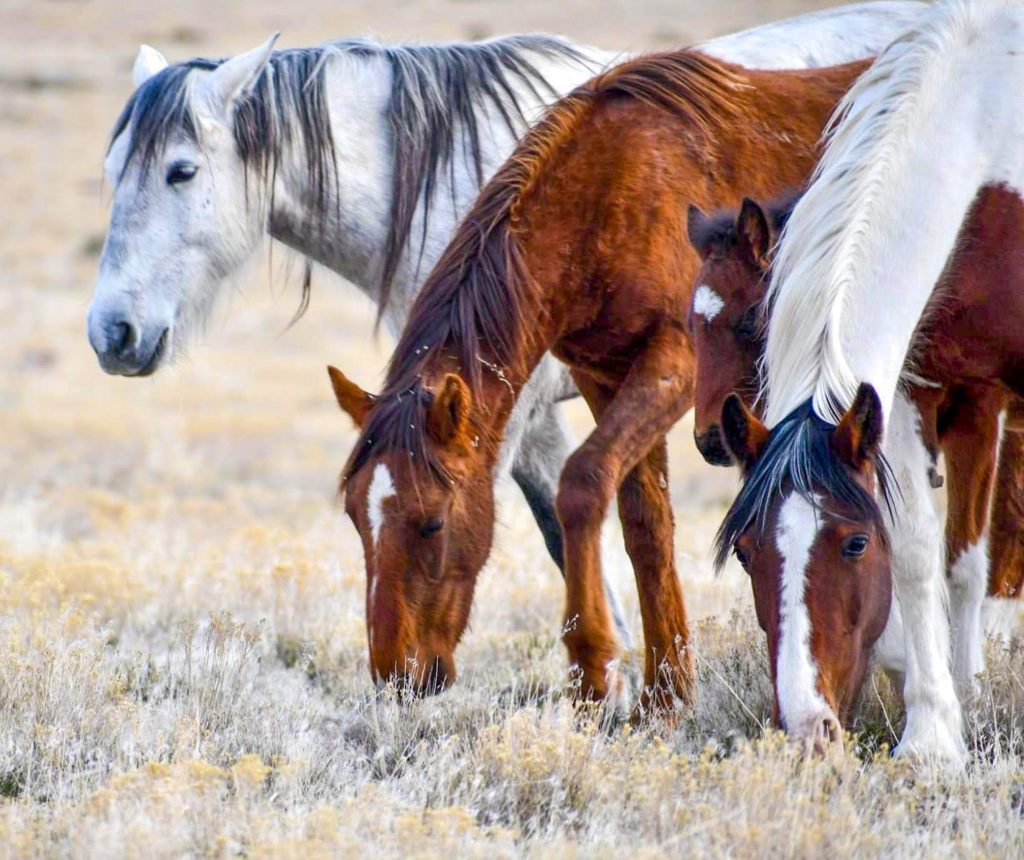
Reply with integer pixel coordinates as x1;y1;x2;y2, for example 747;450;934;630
326;49;869;712
686;196;1024;720
715;0;1024;763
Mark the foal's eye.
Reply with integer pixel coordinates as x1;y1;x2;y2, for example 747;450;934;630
842;533;870;559
734;304;760;340
166;161;198;186
419;517;444;539
734;546;751;572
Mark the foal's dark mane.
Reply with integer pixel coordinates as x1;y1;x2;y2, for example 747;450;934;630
108;36;594;315
345;50;747;484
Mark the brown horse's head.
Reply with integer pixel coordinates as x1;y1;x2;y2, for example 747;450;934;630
716;386;893;755
685;197;791;465
328;365;494;695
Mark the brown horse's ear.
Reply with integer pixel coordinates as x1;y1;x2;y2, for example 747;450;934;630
428;374;472;446
737;197;771;265
327;365;374;427
687;204;713;260
832;383;884;472
721;393;769;473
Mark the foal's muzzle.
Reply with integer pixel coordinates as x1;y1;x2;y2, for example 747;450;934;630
695;425;733;466
88;309;168;377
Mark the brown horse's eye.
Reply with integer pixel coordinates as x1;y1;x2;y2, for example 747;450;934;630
842;533;869;559
419;517;444;539
734;545;750;572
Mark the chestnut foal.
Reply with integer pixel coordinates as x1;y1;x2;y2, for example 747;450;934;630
686;197;1024;701
328;49;868;716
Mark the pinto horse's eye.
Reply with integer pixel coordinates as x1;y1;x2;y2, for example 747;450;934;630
419;517;444;539
842;533;870;559
734;545;751;572
166;161;198;186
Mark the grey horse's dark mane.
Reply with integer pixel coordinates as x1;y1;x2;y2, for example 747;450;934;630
108;35;594;318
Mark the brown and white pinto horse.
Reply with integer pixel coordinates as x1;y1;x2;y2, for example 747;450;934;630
687;194;1024;743
717;0;1024;763
327;50;869;713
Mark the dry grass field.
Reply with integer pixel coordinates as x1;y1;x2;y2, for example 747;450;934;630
2;0;1024;855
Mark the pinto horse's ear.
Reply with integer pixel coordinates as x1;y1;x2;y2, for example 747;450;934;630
737;198;771;266
327;365;374;428
721;393;769;473
428;374;472;446
133;45;168;88
687;204;714;260
832;383;884;472
197;33;278;115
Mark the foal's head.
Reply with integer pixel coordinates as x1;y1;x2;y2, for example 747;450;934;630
716;386;893;754
328;366;494;694
685;197;791;465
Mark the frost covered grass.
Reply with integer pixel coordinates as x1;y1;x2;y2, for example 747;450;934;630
4;0;1024;855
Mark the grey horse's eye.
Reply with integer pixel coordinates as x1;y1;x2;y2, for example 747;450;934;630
166;161;198;186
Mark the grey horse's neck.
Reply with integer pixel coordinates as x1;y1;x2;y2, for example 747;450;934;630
262;41;610;334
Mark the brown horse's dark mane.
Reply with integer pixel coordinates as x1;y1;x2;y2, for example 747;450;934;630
344;50;747;483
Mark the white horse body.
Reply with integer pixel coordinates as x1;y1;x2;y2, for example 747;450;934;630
762;0;1024;763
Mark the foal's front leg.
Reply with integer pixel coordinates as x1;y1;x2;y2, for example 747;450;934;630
556;335;692;714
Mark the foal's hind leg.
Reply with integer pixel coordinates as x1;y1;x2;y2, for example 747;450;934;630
556;335;692;713
617;439;694;716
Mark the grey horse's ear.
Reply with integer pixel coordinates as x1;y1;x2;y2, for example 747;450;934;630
133;45;168;88
196;33;279;115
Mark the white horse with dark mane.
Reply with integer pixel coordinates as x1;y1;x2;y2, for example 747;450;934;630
88;3;924;644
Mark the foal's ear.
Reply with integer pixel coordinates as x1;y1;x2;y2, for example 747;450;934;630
327;365;374;428
428;374;472;447
721;393;769;473
687;204;713;260
197;33;279;115
737;198;771;266
832;383;884;472
133;45;168;89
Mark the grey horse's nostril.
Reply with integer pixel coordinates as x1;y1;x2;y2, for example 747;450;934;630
110;320;135;357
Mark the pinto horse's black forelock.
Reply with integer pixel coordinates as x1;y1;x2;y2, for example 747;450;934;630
107;36;591;322
713;400;896;571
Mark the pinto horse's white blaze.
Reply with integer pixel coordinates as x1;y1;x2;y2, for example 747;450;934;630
775;492;834;735
692;285;725;322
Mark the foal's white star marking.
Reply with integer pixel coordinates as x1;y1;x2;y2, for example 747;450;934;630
693;285;725;322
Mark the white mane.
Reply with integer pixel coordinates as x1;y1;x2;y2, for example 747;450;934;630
762;0;1020;427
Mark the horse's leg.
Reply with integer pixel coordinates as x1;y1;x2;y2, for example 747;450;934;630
556;334;691;711
987;401;1024;602
941;391;1003;693
886;393;965;763
616;438;694;717
511;400;632;649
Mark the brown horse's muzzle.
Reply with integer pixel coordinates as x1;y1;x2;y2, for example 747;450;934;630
371;651;456;697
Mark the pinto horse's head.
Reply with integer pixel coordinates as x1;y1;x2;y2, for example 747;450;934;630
716;386;893;755
685;197;792;466
328;366;494;694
